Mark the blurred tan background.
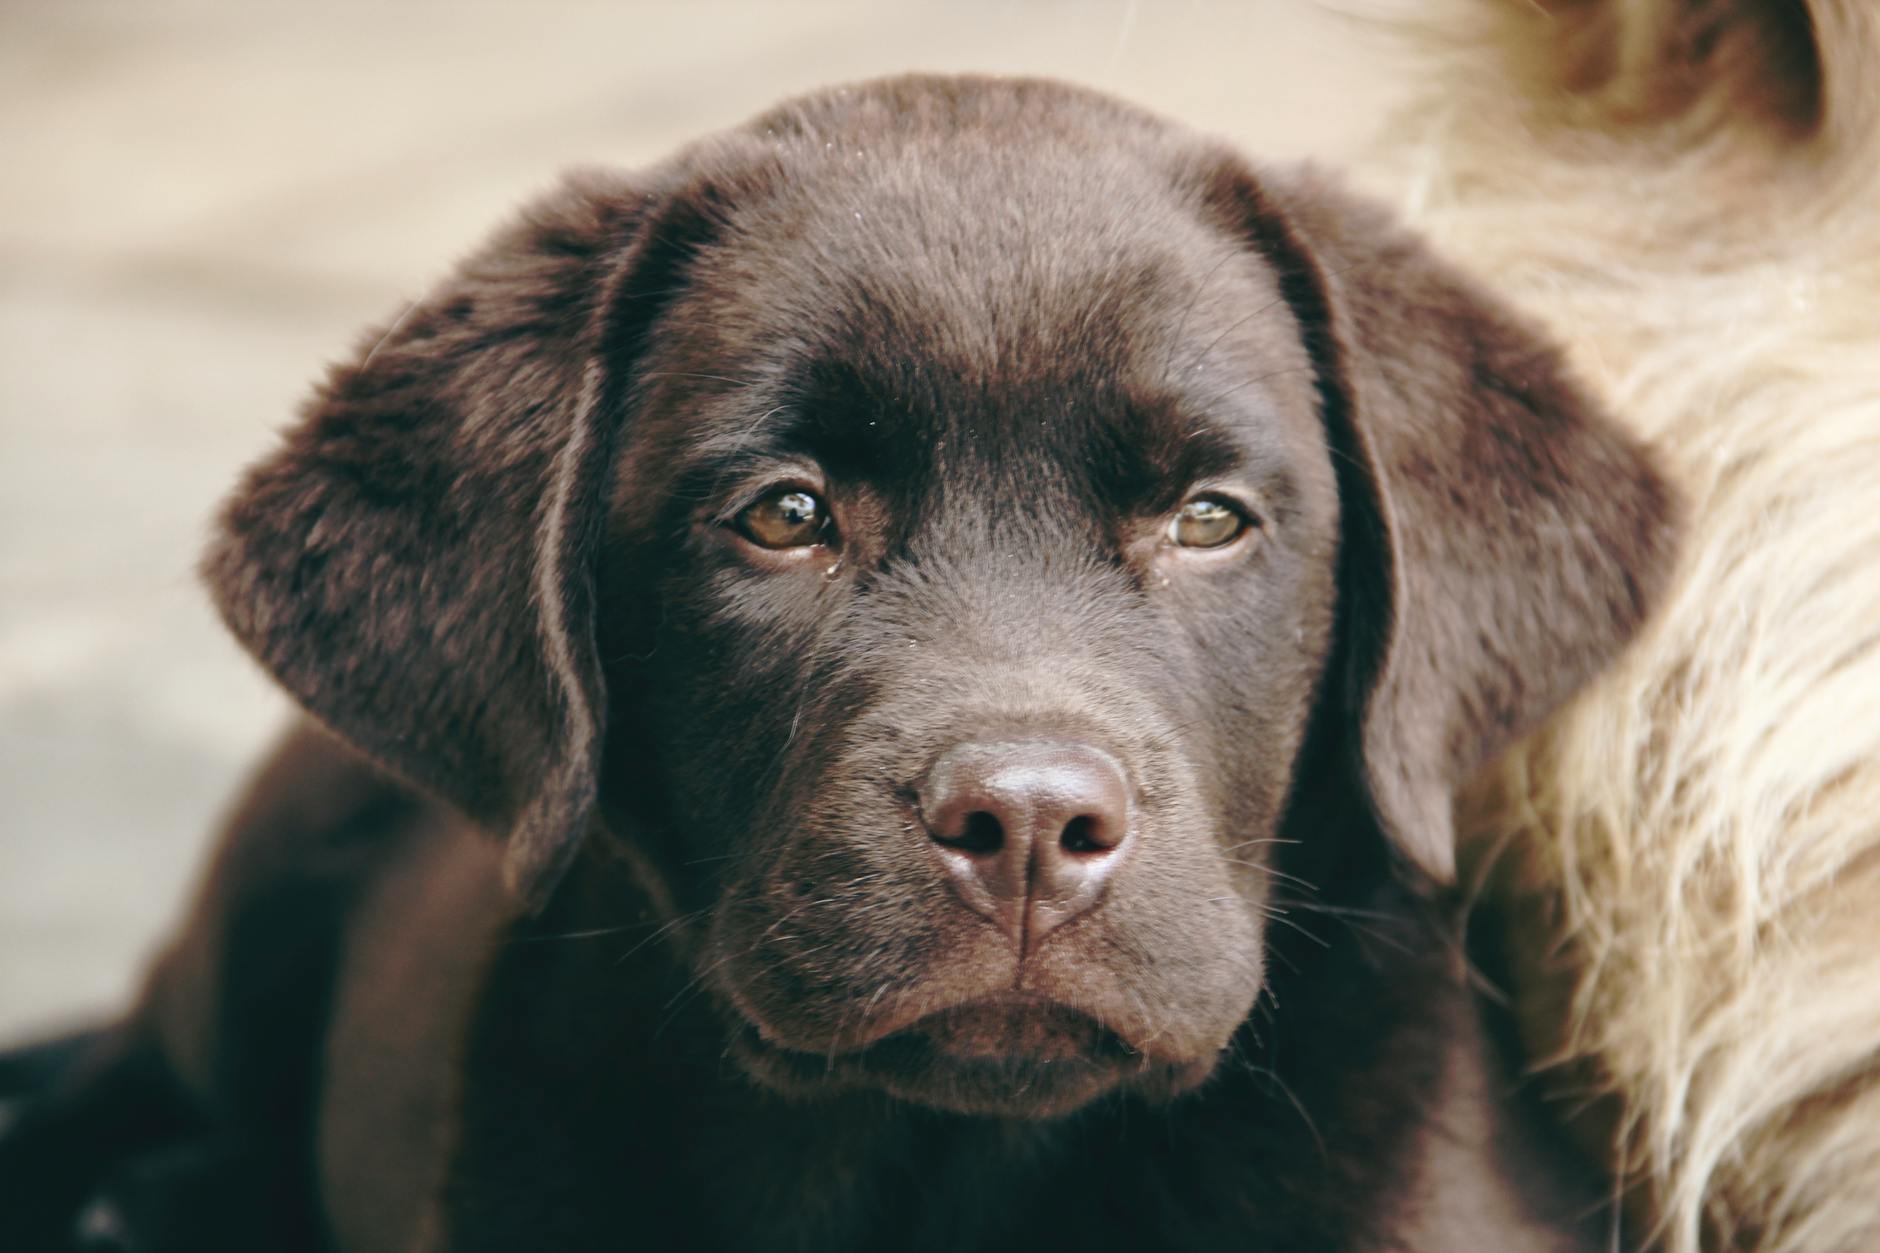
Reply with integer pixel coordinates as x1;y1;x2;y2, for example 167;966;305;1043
0;1;1413;1037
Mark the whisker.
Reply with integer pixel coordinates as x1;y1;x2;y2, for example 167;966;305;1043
614;908;710;964
508;923;648;945
1258;906;1331;949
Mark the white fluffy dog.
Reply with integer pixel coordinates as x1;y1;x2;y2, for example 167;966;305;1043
1377;2;1880;1249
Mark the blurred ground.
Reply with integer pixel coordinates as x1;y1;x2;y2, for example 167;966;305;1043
0;1;1411;1036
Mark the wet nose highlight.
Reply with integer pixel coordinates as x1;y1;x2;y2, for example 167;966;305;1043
917;740;1132;951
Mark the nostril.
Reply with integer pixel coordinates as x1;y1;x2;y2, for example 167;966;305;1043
1059;815;1108;855
918;740;1133;947
940;810;1005;855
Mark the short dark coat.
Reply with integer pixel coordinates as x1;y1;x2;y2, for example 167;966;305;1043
0;75;1678;1252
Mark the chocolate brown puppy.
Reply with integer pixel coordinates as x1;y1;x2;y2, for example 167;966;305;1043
0;75;1678;1251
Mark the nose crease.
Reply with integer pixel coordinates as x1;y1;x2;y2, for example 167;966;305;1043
916;740;1133;956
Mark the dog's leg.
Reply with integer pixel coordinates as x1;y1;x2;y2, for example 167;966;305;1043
0;1022;201;1251
0;1026;115;1104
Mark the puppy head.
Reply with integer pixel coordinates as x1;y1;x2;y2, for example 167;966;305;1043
205;76;1677;1119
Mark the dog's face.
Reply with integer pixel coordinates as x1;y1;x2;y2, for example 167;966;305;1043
605;154;1341;1113
205;77;1677;1120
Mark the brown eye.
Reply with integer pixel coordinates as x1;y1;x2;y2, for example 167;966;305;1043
1167;497;1250;549
737;488;829;550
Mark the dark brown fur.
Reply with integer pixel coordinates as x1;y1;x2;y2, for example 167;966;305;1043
0;75;1678;1251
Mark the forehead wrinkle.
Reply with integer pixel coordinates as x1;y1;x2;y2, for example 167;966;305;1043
1146;414;1246;491
609;360;798;533
726;153;1195;391
689;400;796;468
645;137;1310;537
1153;243;1299;382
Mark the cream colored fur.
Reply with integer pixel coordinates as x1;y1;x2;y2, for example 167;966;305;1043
1364;3;1880;1249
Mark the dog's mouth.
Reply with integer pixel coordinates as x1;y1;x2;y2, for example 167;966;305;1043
727;993;1216;1118
914;997;1118;1061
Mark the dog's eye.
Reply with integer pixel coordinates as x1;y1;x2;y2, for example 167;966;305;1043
737;488;830;549
1167;497;1251;549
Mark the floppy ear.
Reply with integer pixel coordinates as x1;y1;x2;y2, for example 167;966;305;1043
1194;160;1681;881
203;167;722;910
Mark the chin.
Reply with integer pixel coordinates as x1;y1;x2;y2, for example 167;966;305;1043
726;994;1226;1119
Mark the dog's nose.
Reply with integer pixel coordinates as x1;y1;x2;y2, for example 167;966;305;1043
918;741;1132;950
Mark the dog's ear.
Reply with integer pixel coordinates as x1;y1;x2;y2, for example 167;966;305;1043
203;166;726;910
1193;160;1681;882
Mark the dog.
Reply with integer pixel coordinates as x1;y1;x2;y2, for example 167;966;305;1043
0;74;1679;1251
1376;2;1880;1248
